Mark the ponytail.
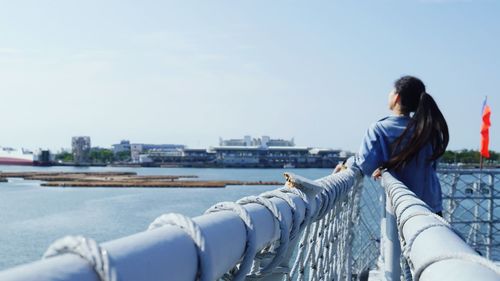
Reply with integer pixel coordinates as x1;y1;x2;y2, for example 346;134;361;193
384;81;449;170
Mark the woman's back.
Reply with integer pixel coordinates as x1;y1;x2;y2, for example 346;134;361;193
346;75;448;213
364;115;442;212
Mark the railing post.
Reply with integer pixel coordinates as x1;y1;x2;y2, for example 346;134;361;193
486;172;494;259
382;193;401;281
448;172;459;223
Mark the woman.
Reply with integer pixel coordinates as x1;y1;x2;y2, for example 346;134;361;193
340;75;449;214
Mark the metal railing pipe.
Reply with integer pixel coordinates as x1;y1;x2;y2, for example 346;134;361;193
381;194;401;281
381;172;500;281
0;198;302;281
0;169;360;281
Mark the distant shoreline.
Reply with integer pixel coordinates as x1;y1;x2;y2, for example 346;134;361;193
0;171;284;188
47;162;500;170
51;162;340;169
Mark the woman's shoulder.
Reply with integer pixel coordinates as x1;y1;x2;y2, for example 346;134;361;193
368;116;391;130
369;116;409;136
374;115;410;126
362;118;388;140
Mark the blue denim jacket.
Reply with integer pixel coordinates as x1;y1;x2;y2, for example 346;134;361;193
351;115;442;212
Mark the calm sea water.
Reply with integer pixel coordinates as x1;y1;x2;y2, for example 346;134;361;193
0;165;332;270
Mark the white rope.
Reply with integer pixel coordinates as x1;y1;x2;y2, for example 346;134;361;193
382;171;500;281
395;202;431;218
413;253;500;281
397;212;435;235
237;195;290;276
34;168;364;281
304;221;322;280
205;202;257;281
261;190;301;241
320;211;334;280
280;184;316;280
402;223;451;266
283;169;361;281
392;191;419;203
147;213;213;281
280;186;313;233
393;195;426;214
289;222;312;279
43;236;117;281
311;196;324;221
316;191;331;220
28;168;500;281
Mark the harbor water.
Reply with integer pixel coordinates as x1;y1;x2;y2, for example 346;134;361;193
0;165;331;270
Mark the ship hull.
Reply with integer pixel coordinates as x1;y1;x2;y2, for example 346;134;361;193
0;157;34;166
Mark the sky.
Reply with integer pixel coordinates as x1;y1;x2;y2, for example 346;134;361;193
0;0;498;152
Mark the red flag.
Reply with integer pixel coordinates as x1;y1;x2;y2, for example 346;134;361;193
480;98;491;158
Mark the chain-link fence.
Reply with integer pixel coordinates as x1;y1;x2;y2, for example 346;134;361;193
439;169;500;260
348;169;500;280
350;178;385;279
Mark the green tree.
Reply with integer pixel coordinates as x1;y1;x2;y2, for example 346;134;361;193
441;151;457;163
89;148;114;164
55;152;73;162
114;151;131;162
440;149;498;164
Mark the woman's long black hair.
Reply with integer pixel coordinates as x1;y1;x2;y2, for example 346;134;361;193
383;76;449;170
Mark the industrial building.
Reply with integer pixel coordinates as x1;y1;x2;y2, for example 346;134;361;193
211;146;345;168
112;140;131;154
129;143;185;163
110;137;348;168
219;136;294;147
71;136;91;165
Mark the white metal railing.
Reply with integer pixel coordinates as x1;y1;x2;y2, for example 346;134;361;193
1;168;499;281
380;171;500;281
0;169;363;281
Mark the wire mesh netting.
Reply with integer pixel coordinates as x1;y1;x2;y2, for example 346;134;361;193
350;177;385;278
439;169;500;260
312;169;500;281
287;175;384;281
287;172;363;281
347;169;500;281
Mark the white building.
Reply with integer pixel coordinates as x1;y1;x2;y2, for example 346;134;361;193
219;136;294;148
112;140;131;154
130;144;144;163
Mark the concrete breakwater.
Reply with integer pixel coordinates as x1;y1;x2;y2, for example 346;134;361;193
0;171;283;188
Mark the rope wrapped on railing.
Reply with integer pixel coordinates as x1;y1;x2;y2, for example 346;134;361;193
285;170;363;281
381;171;500;281
42;236;117;281
0;168;362;281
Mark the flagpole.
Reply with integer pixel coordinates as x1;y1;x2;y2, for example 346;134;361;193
480;154;483;170
479;95;489;171
473;98;486;253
